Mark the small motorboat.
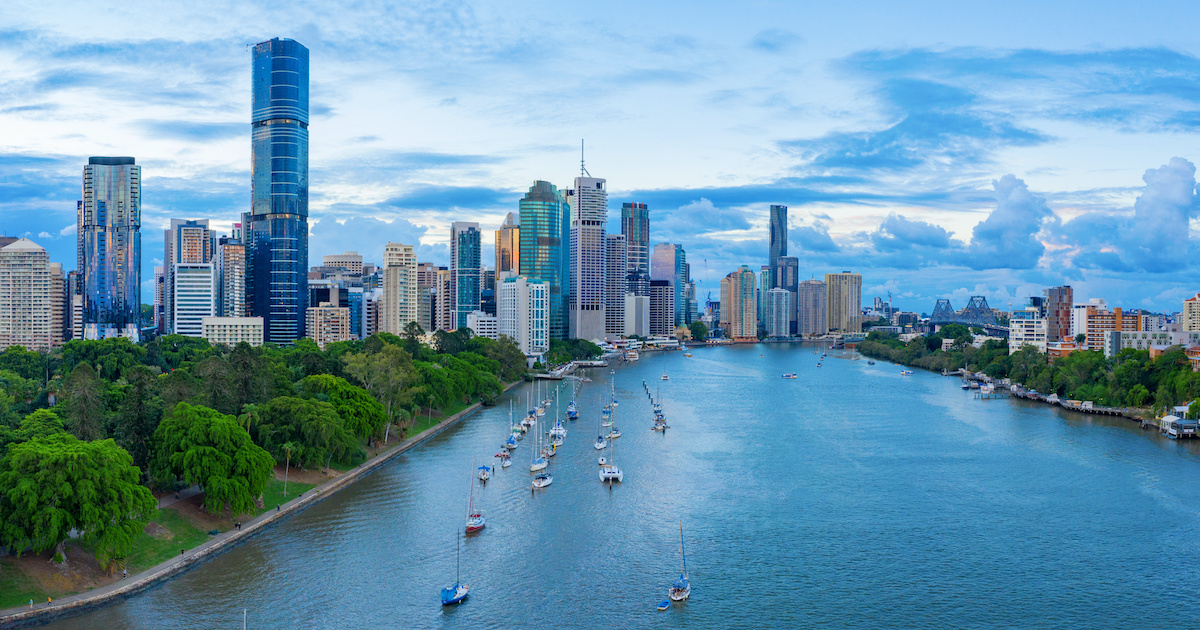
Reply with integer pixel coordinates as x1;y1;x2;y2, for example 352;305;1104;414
607;428;622;439
683;353;692;358
782;373;797;379
598;456;606;465
657;600;670;611
532;473;553;488
661;373;669;381
816;363;822;368
901;370;914;376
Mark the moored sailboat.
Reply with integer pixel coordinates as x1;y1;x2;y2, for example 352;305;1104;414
668;522;690;602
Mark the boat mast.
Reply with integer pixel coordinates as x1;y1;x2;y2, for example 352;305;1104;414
679;521;686;574
456;531;461;584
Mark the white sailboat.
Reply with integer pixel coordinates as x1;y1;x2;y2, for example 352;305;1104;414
598;422;623;483
529;412;547;472
668;522;690;602
465;459;485;533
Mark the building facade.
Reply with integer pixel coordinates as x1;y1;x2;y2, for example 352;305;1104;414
1084;304;1138;350
624;294;650;338
1183;294;1200;332
1009;306;1048;354
450;223;481;330
164;219;214;333
381;242;418;335
78;156;141;340
769;204;787;269
720;266;758;341
0;239;52;351
518;181;570;340
651;243;688;326
306;302;350;349
765;287;790;338
495;212;519;275
498;275;549;357
797;279;828;337
1044;285;1073;342
217;235;246;318
246;37;309;343
649;280;675;337
825;271;862;334
172;263;217;337
567;174;608;341
604;233;627;339
466;311;499;340
49;263;66;347
323;251;363;275
202;316;264;347
621;202;650;297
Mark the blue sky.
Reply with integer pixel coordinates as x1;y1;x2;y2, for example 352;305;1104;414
2;0;1200;314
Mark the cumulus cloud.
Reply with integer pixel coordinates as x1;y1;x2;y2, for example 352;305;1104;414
792;224;838;253
871;213;955;251
1128;157;1198;272
966;175;1058;269
309;216;429;266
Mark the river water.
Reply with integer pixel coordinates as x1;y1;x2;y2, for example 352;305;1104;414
44;344;1200;629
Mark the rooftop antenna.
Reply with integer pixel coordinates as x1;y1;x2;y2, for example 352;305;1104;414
580;139;591;178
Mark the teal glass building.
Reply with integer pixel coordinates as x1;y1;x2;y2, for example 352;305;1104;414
518;181;570;340
246;37;309;343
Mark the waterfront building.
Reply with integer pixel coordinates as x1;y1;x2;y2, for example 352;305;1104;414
306;301;350;349
774;256;799;334
172;263;217;337
245;37;309;343
1105;330;1200;358
769;204;787;270
567;172;608;342
649;280;675;337
450;223;481;330
0;239;52;351
201;316;264;347
624;294;650;338
78;156;141;341
604;233;627;339
498;275;549;358
436;268;453;331
758;266;771;326
217;235;246;317
765;287;790;339
621;202;650;297
1044;285;1073;342
651;243;688;326
164;219;214;333
1084;304;1138;350
518;181;570;340
824;271;862;334
1009;306;1048;354
381;242;418;335
495;212;519;275
467;310;499;340
720;266;758;341
323;251;363;275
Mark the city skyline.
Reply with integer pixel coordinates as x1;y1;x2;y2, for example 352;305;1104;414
3;2;1200;312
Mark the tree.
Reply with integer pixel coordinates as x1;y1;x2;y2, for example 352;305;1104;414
237;403;261;431
342;344;417;435
403;321;425;358
297;374;387;439
1075;333;1087;345
113;366;165;470
689;321;709;342
60;362;108;441
151;403;274;516
0;434;156;568
256;396;360;469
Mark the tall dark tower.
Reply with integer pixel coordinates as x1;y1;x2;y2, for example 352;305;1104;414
769;204;787;270
246;38;309;343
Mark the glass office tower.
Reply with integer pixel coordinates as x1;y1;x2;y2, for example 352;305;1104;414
78;156;141;340
518;181;570;340
450;222;481;329
246;38;309;343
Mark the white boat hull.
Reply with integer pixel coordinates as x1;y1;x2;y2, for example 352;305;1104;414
530;460;547;472
599;467;623;483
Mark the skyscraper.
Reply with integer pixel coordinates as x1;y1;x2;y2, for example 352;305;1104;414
769;204;787;269
172;263;217;337
649;280;675;337
495;212;519;276
774;255;799;334
78;156;141;340
0;239;52;351
217;235;246;318
797;279;828;337
651;243;688;326
604;233;627;338
567;171;608;341
720;266;758;341
621;202;650;296
450;223;481;330
164;219;214;333
518;181;570;340
765;287;790;338
246;38;309;343
1044;285;1073;342
825;271;862;333
381;242;417;334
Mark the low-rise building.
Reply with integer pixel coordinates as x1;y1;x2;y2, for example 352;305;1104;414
201;316;264;347
498;275;549;358
306;302;351;349
467;310;498;340
1105;330;1200;357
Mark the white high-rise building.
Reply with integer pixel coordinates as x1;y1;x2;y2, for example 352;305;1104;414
1009;306;1048;354
164;219;214;334
567;171;607;341
49;262;66;347
766;287;790;338
604;233;627;339
467;311;498;340
381;242;418;334
624;294;650;338
0;239;52;351
172;263;217;337
216;236;246;318
498;275;549;358
323;251;364;275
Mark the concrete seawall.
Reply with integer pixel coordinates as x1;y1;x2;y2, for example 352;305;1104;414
0;384;517;629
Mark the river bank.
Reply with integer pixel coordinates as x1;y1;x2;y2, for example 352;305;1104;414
0;381;521;629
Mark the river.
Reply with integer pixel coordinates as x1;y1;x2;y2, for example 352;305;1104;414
44;344;1200;628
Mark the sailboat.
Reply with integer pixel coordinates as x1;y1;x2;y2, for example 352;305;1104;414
668;522;690;602
465;459;485;533
529;413;548;472
477;464;491;482
440;532;469;606
599;425;623;483
594;402;609;450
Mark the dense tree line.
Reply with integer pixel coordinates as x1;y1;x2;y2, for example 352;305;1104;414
0;328;530;568
859;328;1200;411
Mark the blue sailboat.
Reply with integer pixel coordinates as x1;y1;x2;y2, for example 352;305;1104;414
441;532;469;606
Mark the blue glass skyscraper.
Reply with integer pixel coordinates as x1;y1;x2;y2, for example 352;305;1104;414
450;222;481;329
246;38;309;343
78;156;142;340
519;181;570;340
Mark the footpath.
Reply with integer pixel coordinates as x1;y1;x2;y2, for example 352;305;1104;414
0;385;516;629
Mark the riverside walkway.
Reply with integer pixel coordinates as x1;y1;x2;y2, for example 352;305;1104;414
0;387;513;629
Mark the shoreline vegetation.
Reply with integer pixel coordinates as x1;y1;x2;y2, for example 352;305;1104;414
857;326;1200;418
0;326;588;618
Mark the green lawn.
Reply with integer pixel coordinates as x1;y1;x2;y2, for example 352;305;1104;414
124;507;209;573
0;557;44;610
407;401;471;437
257;477;315;513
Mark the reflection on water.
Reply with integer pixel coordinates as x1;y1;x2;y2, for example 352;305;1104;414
45;345;1200;628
